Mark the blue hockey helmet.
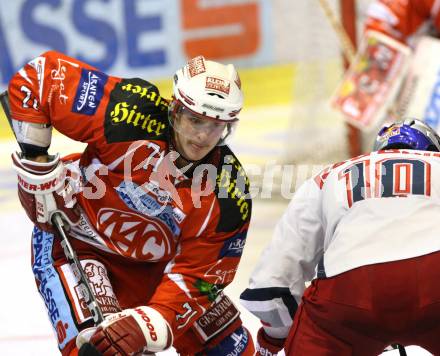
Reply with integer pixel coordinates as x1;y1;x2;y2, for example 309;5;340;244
373;118;440;152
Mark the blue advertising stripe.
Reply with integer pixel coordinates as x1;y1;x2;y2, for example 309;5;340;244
0;0;275;87
31;228;79;349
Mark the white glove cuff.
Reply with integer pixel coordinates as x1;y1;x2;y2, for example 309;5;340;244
104;306;173;352
13;153;65;194
13;151;60;174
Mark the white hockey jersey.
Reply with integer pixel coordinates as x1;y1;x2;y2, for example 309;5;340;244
241;149;440;339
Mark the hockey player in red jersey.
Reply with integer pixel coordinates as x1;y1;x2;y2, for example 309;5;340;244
8;51;254;355
365;0;440;43
331;0;440;130
240;119;440;355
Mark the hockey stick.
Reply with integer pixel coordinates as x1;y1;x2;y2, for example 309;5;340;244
0;91;13;136
0;91;104;325
317;0;403;126
53;214;105;325
316;0;356;64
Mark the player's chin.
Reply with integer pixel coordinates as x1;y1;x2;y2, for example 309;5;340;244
185;144;210;161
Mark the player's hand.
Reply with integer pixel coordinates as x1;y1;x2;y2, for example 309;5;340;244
255;327;285;356
11;152;80;231
80;306;173;356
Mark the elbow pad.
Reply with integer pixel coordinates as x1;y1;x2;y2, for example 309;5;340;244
12;119;52;157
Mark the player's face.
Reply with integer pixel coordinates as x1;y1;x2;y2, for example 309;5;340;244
173;111;227;161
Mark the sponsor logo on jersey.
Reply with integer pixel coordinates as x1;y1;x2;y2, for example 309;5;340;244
206;326;249;356
194;294;240;342
109;101;166;134
204;260;238;285
32;229;62;331
32;228;79;348
24;56;44;109
116;181;181;236
72;69;108;115
144;181;172;204
59;260;120;324
104;79;168;143
70;214;103;245
97;208;175;261
172;206;186;224
50;57;80;104
27;56;45;89
145;181;186;222
194;279;224;302
56;320;69;344
219;231;246;258
78;261;120;315
215;152;251;232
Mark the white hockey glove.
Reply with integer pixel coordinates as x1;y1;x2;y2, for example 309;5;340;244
77;306;173;355
11;151;80;231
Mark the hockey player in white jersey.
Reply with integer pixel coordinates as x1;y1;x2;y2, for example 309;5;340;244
241;118;440;355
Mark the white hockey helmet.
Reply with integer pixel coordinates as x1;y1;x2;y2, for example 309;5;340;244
171;56;243;122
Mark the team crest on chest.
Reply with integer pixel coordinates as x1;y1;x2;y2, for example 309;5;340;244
97;208;175;261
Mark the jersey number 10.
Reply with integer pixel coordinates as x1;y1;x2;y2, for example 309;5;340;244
339;158;431;207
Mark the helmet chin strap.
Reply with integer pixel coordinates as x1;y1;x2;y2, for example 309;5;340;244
217;123;233;146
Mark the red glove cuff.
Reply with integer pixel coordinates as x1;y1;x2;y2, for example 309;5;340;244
255;327;285;356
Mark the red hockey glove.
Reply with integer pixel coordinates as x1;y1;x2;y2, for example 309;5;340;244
78;306;173;355
12;152;80;231
255;327;285;356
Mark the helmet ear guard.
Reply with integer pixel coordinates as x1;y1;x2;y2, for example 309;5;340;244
374;118;440;152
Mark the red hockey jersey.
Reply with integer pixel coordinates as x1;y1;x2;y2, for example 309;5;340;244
365;0;440;42
8;51;252;353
